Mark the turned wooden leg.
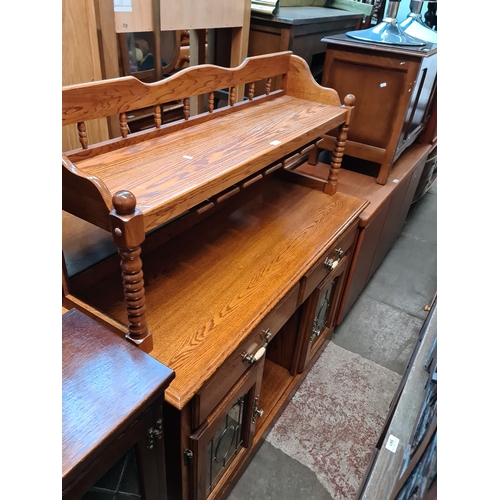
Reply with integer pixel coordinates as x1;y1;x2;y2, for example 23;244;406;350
110;190;153;352
325;94;355;195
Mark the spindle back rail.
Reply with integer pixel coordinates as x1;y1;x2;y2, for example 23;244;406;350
62;51;355;351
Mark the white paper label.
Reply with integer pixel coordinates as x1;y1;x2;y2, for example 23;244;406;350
385;434;400;453
270;140;281;146
183;155;193;160
114;0;132;12
393;179;399;183
380;82;387;88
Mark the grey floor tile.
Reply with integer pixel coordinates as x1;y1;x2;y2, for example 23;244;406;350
227;441;333;500
402;191;437;245
362;233;436;320
332;294;424;375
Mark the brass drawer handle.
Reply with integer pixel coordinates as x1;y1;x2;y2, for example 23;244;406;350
324;248;344;271
242;329;271;365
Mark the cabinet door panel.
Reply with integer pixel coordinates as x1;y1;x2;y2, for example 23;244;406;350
295;255;349;373
190;358;265;500
323;53;407;149
337;197;390;324
369;173;412;278
72;402;168;500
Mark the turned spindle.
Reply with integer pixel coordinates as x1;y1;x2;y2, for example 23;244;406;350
229;87;236;106
119;113;128;138
183;98;190;120
265;78;272;95
208;92;214;113
77;122;88;149
154;105;161;128
110;190;152;351
326;94;355;195
248;82;255;101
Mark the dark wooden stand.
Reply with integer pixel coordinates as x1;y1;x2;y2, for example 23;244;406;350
248;7;363;88
318;34;437;185
62;308;175;499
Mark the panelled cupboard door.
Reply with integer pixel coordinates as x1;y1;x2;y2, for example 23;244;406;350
67;403;168;500
296;253;349;373
189;358;265;500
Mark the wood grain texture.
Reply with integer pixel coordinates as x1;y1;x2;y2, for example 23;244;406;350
69;95;348;232
74;178;367;409
320;34;437;185
62;0;109;151
297;142;433;224
62;52;293;126
62;308;174;485
160;0;246;30
62;155;113;231
284;54;341;106
114;0;154;32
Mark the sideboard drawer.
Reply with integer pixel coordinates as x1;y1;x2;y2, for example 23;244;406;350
192;282;300;428
298;222;358;305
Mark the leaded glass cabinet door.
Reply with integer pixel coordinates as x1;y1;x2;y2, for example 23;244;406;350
189;357;265;500
296;255;349;373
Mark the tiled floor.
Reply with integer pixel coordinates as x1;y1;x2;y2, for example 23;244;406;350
227;180;437;499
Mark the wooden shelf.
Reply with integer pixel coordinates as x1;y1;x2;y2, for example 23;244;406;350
62;52;351;232
71;94;347;232
256;359;295;435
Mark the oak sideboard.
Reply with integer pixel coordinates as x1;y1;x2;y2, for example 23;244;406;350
62;52;368;500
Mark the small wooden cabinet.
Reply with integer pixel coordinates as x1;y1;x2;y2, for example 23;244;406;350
62;308;175;499
320;34;437;185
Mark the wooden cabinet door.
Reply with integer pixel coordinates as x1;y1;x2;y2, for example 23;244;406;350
295;254;349;373
72;401;168;500
189;358;265;500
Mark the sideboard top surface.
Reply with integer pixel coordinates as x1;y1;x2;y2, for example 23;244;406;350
75;178;367;409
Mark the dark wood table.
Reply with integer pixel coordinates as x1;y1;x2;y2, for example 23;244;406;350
248;7;364;83
62;308;175;499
